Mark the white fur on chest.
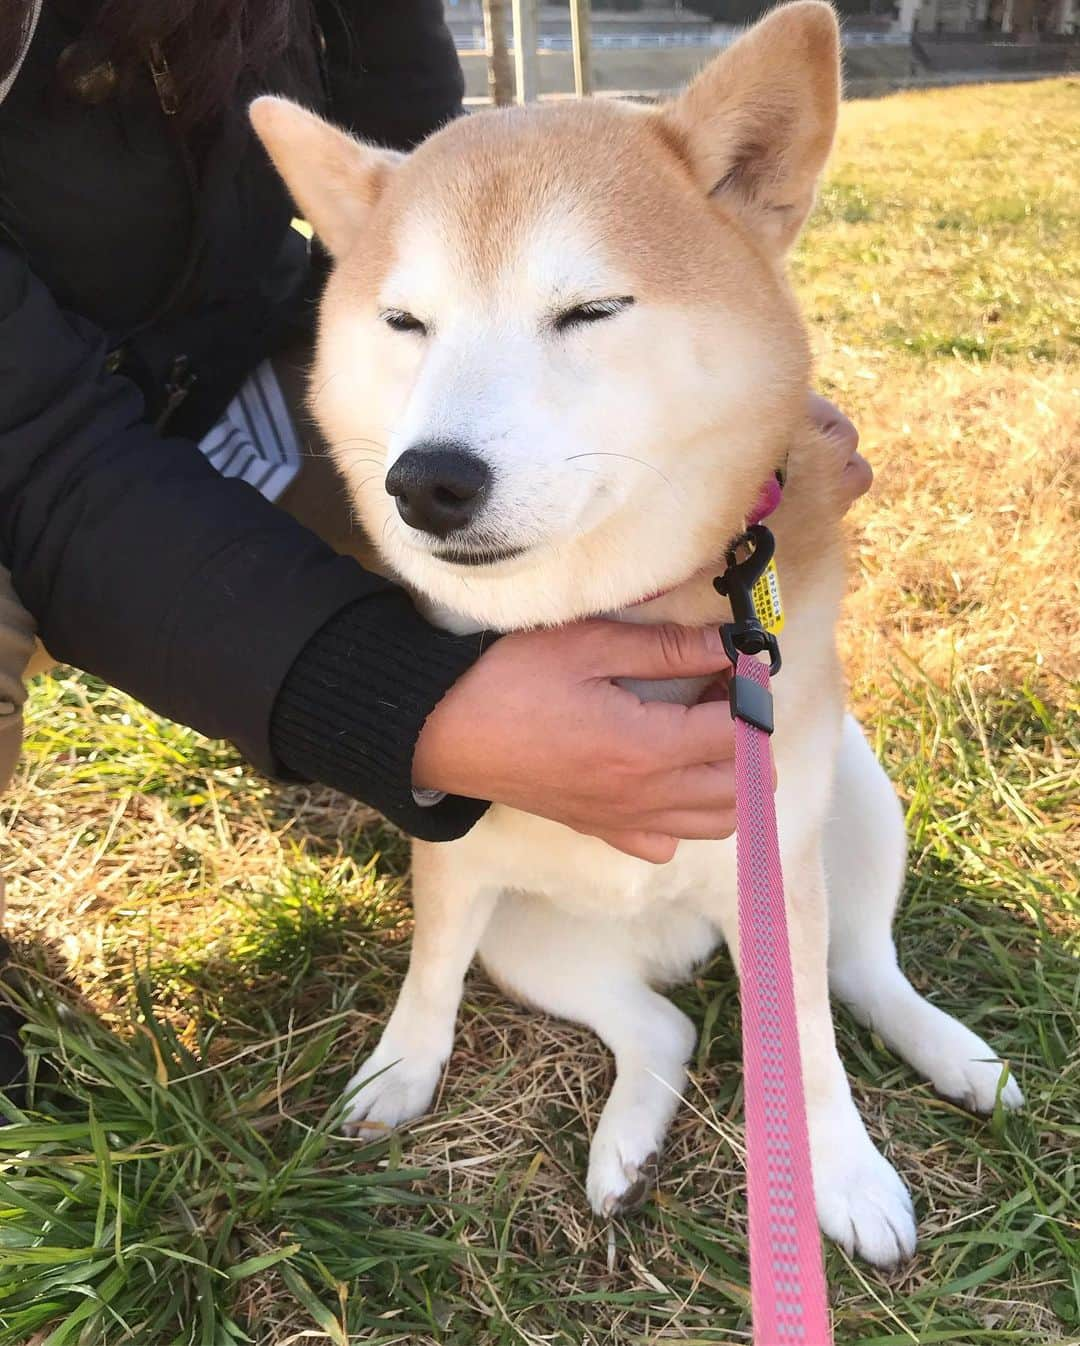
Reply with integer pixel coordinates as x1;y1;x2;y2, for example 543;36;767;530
459;803;735;918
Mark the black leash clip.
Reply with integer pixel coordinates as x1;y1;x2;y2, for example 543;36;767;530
714;525;782;734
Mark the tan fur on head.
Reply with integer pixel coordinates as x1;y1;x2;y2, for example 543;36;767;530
251;3;839;266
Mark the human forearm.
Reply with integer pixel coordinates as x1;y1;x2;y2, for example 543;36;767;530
0;246;488;837
270;593;489;839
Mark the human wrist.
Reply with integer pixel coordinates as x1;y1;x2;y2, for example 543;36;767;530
411;634;503;797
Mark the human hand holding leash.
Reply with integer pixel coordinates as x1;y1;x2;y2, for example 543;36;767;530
414;621;739;863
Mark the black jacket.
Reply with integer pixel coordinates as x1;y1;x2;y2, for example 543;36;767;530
0;0;488;838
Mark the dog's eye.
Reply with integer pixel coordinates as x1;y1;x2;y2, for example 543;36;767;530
553;296;635;332
381;308;428;336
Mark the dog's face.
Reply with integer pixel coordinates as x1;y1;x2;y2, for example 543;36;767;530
253;2;839;630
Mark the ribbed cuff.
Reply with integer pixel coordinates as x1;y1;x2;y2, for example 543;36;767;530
270;591;493;841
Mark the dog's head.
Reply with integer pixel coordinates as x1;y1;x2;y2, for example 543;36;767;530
252;1;839;630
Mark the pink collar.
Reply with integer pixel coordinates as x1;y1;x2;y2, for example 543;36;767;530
628;474;783;608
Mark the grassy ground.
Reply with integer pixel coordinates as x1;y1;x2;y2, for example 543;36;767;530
2;78;1078;1345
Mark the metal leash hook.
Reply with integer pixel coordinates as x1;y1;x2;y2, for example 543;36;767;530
715;523;781;734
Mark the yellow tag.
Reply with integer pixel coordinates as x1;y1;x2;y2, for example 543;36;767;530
751;557;785;635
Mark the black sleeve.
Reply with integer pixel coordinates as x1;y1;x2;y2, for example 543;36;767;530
314;0;465;150
0;244;488;840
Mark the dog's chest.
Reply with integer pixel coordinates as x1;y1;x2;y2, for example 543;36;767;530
455;795;738;921
461;664;731;908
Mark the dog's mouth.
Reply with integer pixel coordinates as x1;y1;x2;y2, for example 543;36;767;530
429;543;531;568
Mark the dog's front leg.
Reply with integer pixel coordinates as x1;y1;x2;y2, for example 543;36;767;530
341;841;498;1135
779;846;918;1268
714;843;917;1268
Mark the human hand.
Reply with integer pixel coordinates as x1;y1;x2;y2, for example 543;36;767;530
808;391;872;507
413;620;740;864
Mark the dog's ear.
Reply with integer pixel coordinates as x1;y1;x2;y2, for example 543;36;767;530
250;97;402;258
660;1;840;256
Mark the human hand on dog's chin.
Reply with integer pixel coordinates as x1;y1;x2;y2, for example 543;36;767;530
413;622;743;864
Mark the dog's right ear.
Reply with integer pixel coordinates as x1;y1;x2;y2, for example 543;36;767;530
250;97;401;258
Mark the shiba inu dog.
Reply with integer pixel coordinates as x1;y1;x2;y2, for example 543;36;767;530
251;0;1022;1267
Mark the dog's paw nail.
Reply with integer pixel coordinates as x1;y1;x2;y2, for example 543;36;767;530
815;1144;917;1269
339;1048;445;1137
619;1151;659;1211
937;1062;1024;1116
589;1143;660;1218
619;1173;647;1210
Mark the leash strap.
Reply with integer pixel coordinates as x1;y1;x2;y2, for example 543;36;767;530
733;652;832;1344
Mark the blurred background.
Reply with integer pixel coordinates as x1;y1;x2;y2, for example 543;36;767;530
450;0;1077;101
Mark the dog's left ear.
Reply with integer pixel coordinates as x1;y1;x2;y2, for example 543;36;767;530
660;1;840;256
250;96;402;258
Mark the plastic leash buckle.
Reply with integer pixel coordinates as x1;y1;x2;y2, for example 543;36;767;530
714;524;782;733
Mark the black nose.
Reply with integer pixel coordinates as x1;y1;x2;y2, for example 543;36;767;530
385;443;491;538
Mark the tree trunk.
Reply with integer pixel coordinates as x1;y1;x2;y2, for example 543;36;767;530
482;0;514;107
511;0;540;104
570;0;593;97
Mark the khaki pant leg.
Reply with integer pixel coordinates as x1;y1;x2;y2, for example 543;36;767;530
0;571;37;798
0;571;39;921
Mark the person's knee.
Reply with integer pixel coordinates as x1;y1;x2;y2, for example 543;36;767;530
0;702;23;794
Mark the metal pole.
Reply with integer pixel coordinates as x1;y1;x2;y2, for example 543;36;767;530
569;0;593;97
482;0;514;106
511;0;539;104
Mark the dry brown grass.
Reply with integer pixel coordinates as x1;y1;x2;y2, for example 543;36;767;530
838;360;1078;701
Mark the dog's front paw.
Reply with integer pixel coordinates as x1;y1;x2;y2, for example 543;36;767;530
339;1043;444;1137
919;1020;1024;1114
814;1141;917;1270
586;1110;664;1217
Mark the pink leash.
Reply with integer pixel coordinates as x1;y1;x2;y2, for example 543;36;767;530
733;654;831;1344
718;515;833;1344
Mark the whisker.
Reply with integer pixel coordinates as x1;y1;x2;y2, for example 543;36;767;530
564;451;676;492
294;446;351;464
327;437;389;452
309;369;344;406
334;454;385;471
